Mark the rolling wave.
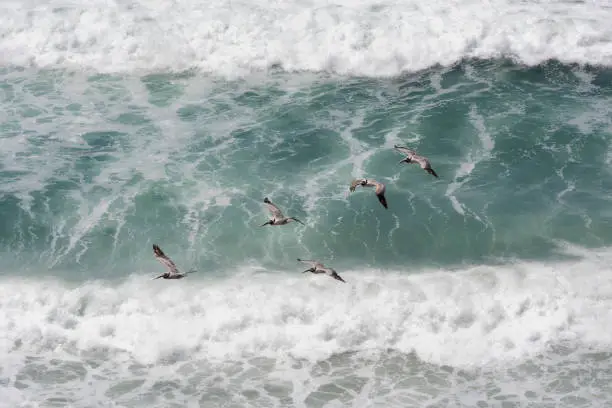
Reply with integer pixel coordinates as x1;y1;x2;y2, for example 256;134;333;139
2;247;610;367
1;0;611;76
2;7;612;402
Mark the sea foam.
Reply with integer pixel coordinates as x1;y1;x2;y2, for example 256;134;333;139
2;246;612;369
1;0;611;76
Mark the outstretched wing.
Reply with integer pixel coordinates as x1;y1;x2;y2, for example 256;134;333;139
412;155;431;169
289;217;305;225
263;197;284;219
297;258;324;269
349;179;364;192
327;269;346;283
377;192;388;209
393;145;416;157
371;180;385;195
153;244;180;275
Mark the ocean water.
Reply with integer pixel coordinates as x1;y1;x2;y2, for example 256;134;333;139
2;0;612;407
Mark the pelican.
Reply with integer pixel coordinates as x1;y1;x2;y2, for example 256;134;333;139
151;244;195;280
349;178;388;209
261;197;305;226
297;258;346;283
394;145;438;178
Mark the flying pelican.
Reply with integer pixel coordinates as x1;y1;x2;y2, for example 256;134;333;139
349;178;388;209
151;244;195;280
261;197;305;226
394;145;439;178
297;258;346;283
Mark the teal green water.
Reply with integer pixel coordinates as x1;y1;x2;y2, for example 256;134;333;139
3;60;612;408
1;60;612;278
4;0;612;404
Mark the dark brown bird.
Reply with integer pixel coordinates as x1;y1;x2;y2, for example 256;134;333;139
260;197;305;226
151;244;195;280
297;258;346;283
349;178;388;209
394;145;438;178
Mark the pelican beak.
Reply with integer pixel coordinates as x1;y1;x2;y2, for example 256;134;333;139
152;274;164;280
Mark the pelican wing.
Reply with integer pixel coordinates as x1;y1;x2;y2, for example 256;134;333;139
263;197;284;219
153;244;180;275
326;269;346;283
297;258;324;269
372;180;386;195
350;178;364;192
412;154;431;169
393;145;416;157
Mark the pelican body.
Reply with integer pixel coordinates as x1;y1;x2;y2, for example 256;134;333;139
151;244;195;280
261;197;305;226
394;145;438;178
297;258;346;283
349;178;388;209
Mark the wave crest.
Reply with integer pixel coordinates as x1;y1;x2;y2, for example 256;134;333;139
2;251;611;367
1;0;611;76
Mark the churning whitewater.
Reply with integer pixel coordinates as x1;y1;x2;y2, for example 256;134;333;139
2;0;612;407
1;0;612;76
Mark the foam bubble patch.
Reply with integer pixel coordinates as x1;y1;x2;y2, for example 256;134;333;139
1;0;612;76
2;250;612;406
1;251;612;367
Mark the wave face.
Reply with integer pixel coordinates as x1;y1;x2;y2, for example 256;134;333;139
1;0;612;76
2;61;612;276
2;7;612;404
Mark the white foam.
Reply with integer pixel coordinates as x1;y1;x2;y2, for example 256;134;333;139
1;0;611;77
2;246;612;370
445;105;495;221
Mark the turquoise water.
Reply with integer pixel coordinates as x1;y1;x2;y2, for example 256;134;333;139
3;0;612;406
3;61;612;278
